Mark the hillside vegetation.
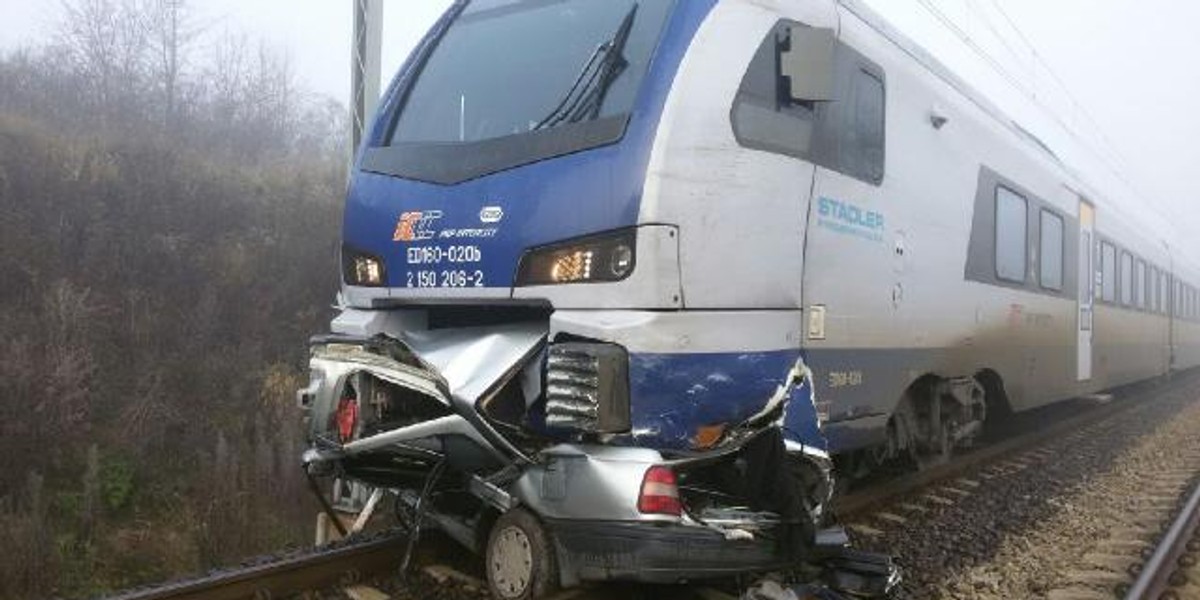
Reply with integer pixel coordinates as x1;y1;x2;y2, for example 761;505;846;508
0;1;346;596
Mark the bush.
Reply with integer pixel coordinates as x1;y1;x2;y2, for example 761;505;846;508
0;24;343;593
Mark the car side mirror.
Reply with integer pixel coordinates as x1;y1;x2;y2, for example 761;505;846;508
781;26;836;103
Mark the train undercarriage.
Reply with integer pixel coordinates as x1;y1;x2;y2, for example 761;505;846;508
834;373;992;483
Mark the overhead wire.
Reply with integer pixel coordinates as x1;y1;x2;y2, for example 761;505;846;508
915;0;1167;222
981;0;1155;210
914;0;1031;99
964;1;1030;80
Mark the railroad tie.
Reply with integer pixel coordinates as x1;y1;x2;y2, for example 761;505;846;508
1080;552;1137;572
940;487;973;498
873;512;908;525
1045;587;1117;600
1094;538;1151;553
924;494;955;506
846;522;885;538
344;585;391;600
1060;569;1130;587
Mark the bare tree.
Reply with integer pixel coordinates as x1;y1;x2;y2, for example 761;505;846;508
145;0;201;130
56;0;151;125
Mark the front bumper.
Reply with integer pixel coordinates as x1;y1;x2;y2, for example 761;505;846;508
548;519;796;585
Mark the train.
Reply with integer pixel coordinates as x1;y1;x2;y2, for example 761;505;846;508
332;0;1199;463
302;0;1197;594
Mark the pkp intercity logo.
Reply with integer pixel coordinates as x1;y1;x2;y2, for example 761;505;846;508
393;210;443;242
479;206;504;224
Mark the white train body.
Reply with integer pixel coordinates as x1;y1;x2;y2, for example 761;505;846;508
635;0;1198;451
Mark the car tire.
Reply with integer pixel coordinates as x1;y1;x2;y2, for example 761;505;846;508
485;508;558;600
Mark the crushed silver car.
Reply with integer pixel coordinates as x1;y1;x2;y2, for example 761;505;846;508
297;310;898;599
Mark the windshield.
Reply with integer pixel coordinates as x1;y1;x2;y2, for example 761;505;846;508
390;0;674;144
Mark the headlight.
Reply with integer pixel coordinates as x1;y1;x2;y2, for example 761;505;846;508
341;245;386;287
515;229;636;286
544;342;630;434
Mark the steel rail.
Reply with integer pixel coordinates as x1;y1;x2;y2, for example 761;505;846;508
104;534;408;600
834;375;1187;517
1124;479;1200;600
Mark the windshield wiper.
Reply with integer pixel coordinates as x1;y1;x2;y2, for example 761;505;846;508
533;3;639;131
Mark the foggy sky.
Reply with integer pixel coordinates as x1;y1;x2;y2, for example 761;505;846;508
3;0;1199;262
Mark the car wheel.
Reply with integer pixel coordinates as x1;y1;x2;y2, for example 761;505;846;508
485;508;557;600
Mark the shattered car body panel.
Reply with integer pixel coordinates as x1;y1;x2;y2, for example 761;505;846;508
298;325;547;470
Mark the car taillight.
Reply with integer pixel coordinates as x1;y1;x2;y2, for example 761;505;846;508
637;466;681;517
335;396;358;443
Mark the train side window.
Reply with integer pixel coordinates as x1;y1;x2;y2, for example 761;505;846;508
1147;266;1155;311
1039;210;1064;290
1162;274;1166;313
1120;252;1133;307
731;23;819;159
841;69;886;185
731;22;886;186
995;187;1027;283
1135;260;1146;309
1149;267;1158;312
1180;281;1185;317
1158;270;1165;313
1100;242;1117;302
1149;266;1156;311
1155;272;1161;313
1166;276;1172;314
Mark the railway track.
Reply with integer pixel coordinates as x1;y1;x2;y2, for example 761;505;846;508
107;373;1200;600
1127;479;1200;600
101;534;727;600
104;533;410;600
833;371;1200;598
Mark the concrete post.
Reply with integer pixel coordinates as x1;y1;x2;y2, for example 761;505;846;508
351;0;384;162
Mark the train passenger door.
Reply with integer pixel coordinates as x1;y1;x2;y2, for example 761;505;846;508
1077;200;1095;381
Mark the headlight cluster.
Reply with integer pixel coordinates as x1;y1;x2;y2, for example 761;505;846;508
515;229;636;286
544;342;630;434
342;245;386;287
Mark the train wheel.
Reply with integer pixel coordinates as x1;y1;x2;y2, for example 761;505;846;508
486;508;558;600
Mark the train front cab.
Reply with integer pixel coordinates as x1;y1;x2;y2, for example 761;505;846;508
337;0;864;456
